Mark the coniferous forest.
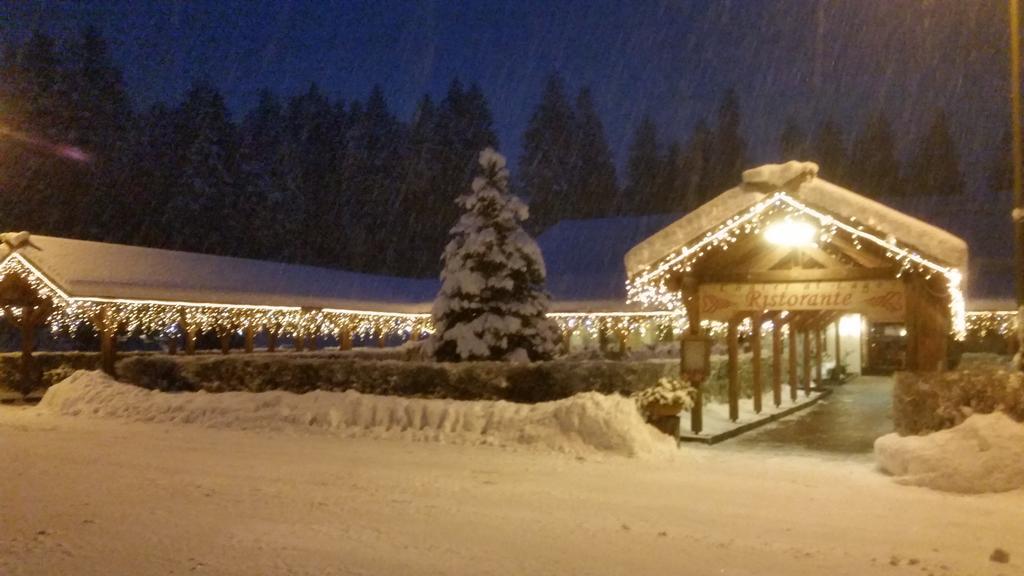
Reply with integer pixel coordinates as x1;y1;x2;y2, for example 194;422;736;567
0;29;974;279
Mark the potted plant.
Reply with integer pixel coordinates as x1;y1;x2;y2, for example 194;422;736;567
633;377;696;423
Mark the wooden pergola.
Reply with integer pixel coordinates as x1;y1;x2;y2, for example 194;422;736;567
625;162;968;434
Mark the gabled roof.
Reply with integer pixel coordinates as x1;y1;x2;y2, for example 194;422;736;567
625;164;969;277
0;234;437;313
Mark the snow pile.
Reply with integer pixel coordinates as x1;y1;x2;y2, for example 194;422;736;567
39;371;675;458
741;161;818;189
874;412;1024;493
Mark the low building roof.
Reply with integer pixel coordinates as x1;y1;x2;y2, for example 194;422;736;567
0;234;437;313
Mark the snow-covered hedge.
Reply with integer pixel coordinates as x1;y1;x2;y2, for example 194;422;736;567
116;355;680;403
0;351;106;395
893;360;1024;435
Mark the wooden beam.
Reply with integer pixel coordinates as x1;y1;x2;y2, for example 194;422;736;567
681;274;703;435
338;328;353;351
751;312;763;414
267;331;278;353
815;328;824;384
799;245;845;269
96;307;117;376
244;327;255;353
802;329;812;396
788;321;798;401
727;317;740;422
826;235;890;268
771;313;783;407
702;266;898;284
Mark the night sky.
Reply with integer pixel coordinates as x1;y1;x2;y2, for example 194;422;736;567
2;0;1016;295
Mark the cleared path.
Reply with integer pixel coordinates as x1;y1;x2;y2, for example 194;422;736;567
728;375;894;454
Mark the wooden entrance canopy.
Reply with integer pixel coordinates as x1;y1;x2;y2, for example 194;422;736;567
623;161;969;433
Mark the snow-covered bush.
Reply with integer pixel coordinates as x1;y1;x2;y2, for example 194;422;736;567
428;147;560;362
894;360;1024;434
633;377;695;419
875;412;1024;493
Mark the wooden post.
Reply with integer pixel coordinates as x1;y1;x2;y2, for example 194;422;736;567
338;328;353;351
815;327;824;385
727;317;740;422
377;330;387;348
244;326;255;353
772;315;783;407
219;331;231;355
561;328;573;355
598;325;609;353
834;319;841;375
308;333;319;351
294;334;305;352
179;312;197;355
267;330;278;353
802;329;812;396
167;333;178;355
20;305;37;391
788;320;798;401
98;308;117;376
681;275;703;435
751;313;763;414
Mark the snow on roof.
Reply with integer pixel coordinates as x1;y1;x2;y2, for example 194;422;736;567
0;234;439;313
625;167;969;277
538;214;680;302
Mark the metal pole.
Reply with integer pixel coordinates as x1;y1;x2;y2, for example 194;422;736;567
1011;0;1024;368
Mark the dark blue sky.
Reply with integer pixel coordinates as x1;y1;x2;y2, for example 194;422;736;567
3;0;1016;293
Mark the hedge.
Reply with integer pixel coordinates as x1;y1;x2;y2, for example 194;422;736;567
893;356;1024;435
0;352;105;396
115;355;682;403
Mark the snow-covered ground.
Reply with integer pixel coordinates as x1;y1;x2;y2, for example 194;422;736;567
687;386;820;437
2;375;1022;575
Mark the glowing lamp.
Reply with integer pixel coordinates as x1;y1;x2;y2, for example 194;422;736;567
763;219;817;246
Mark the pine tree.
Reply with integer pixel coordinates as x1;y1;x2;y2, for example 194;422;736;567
652;141;684;213
990;128;1013;194
429;148;560;362
518;73;575;232
809;118;848;185
411;79;499;278
679;119;712;209
705;88;746;196
236;89;293;260
339;85;405;272
570;87;618;218
387;94;440;275
163;79;240;255
624;114;660;214
907;109;964;197
779;117;808;160
849;111;902;198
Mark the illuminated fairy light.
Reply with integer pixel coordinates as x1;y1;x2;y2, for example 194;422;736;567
964;310;1018;337
763;218;817;246
627;192;968;339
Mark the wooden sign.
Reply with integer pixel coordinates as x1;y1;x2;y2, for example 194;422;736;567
699;280;905;321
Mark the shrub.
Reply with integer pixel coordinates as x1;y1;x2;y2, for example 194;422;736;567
894;357;1024;434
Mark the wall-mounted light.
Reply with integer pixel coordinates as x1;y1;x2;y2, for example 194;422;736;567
763;218;818;246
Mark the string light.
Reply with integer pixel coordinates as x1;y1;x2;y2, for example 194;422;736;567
626;192;969;340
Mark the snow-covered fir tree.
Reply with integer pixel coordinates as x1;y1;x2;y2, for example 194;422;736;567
429;147;560;362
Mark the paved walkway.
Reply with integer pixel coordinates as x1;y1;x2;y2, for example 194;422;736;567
727;375;894;455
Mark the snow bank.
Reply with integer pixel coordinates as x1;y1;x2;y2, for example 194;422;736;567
874;412;1024;493
39;371;675;458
